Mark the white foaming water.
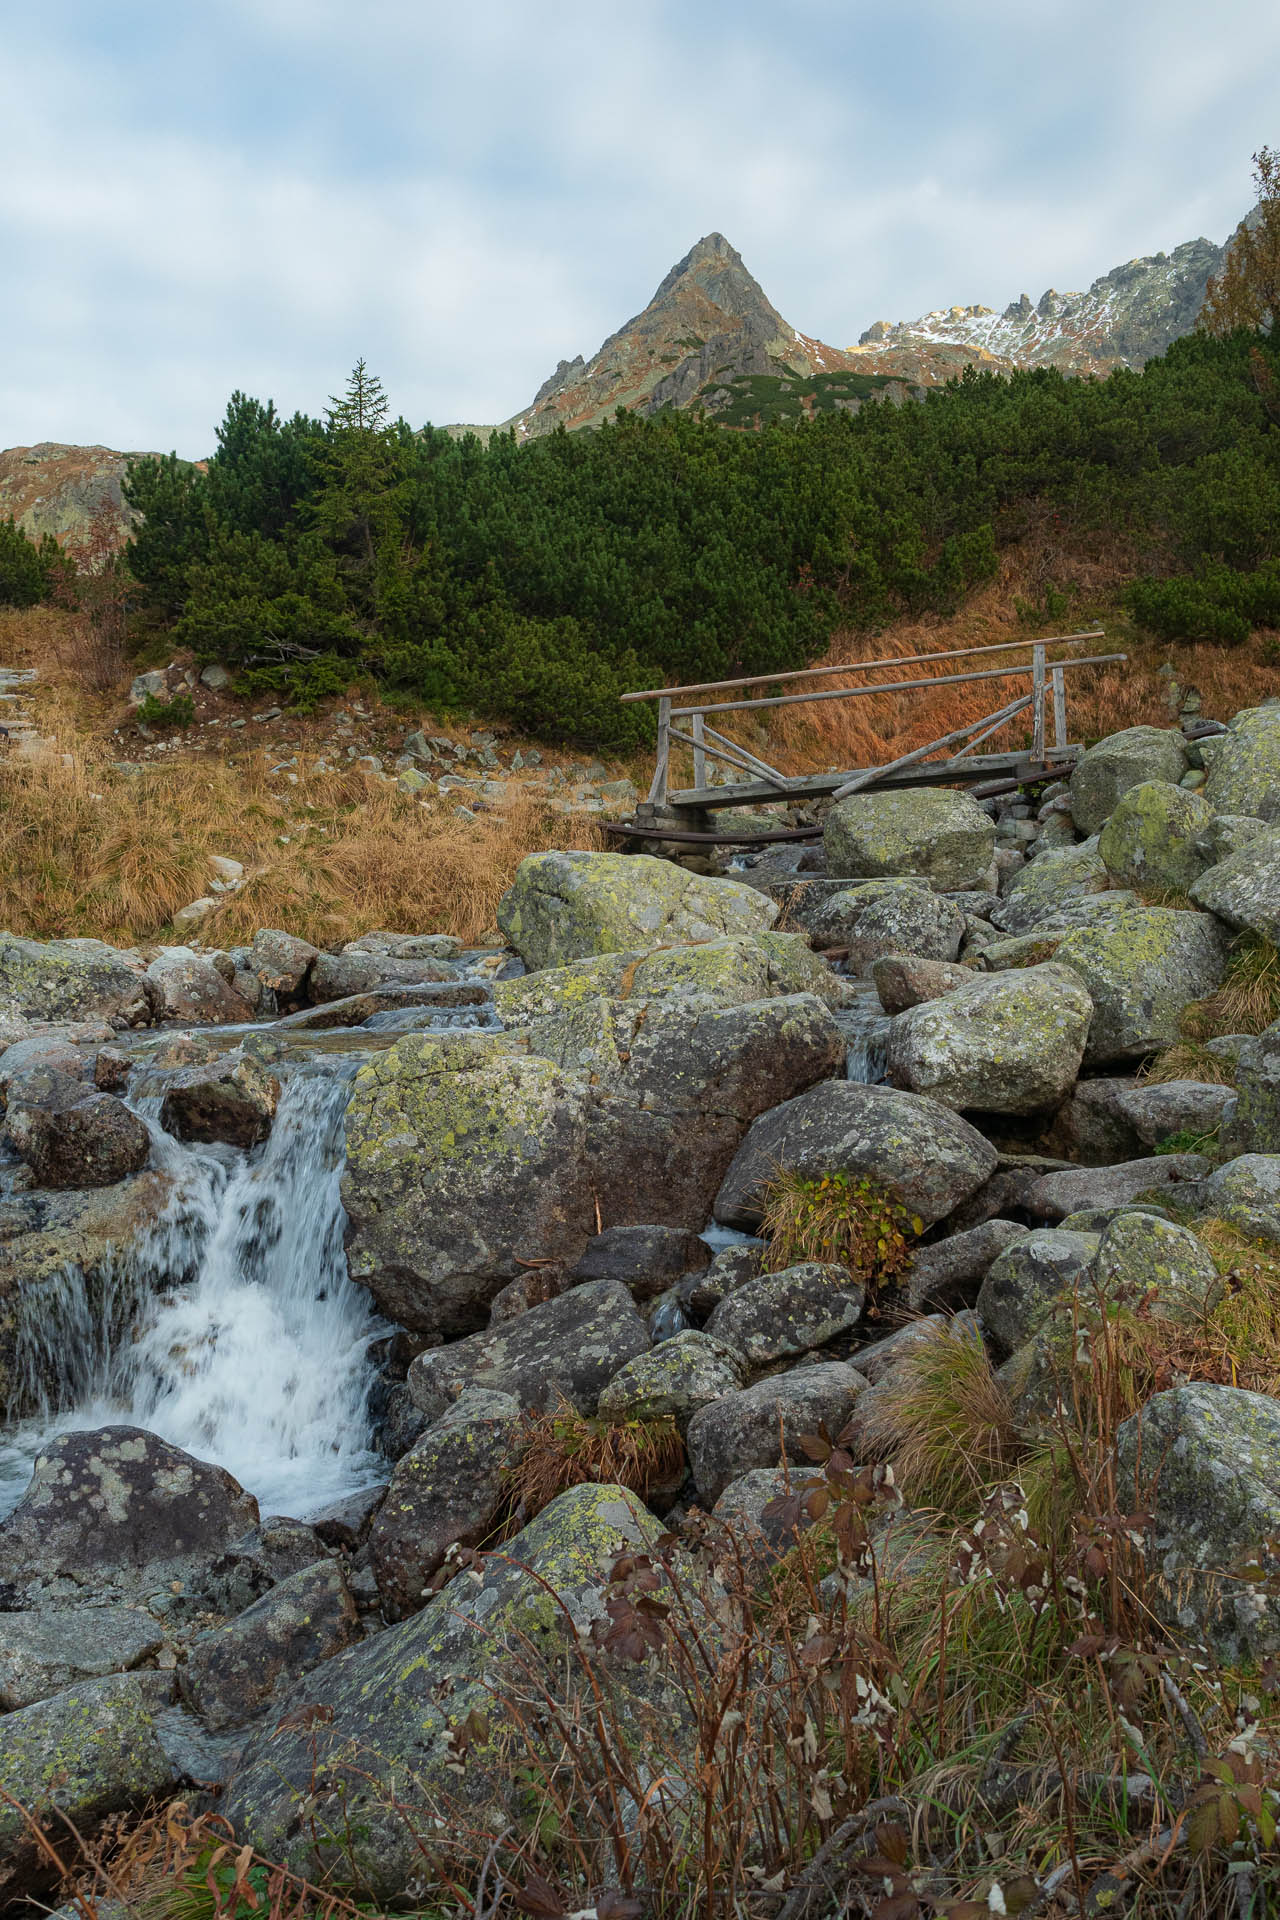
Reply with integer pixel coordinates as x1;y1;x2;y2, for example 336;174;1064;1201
0;1062;386;1522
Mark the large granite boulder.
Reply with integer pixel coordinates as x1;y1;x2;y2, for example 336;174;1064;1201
1190;827;1280;943
686;1362;869;1504
886;962;1092;1114
800;880;966;971
596;1331;745;1433
906;1218;1030;1312
342;1032;596;1339
221;1484;675;1896
713;1080;997;1232
180;1559;361;1730
367;1390;525;1620
159;1049;280;1148
705;1261;865;1365
1111;1078;1236;1148
146;947;254;1024
249;928;318;999
0;934;155;1029
1199;1154;1280;1242
1116;1385;1280;1660
1221;1021;1280;1156
497;851;777;971
494;932;842;1020
989;842;1110;935
1026;1153;1211;1221
1202;704;1280;822
0;1671;176;1901
1069;726;1190;836
1091;1210;1220;1316
823;788;996;892
3;1072;150;1189
0;1426;260;1608
1053;907;1229;1063
872;954;974;1014
407;1279;650;1420
976;1229;1100;1356
1097;780;1214;894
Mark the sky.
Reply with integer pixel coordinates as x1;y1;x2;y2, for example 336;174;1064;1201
2;0;1276;457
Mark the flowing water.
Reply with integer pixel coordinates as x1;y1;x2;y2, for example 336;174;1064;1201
0;1056;388;1522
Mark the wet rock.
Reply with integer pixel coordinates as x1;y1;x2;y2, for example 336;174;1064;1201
572;1224;710;1300
1190;827;1280;943
886;962;1092;1115
367;1390;524;1620
180;1560;361;1731
93;1046;132;1092
308;950;459;1002
824;788;996;892
802;880;967;971
160;1050;280;1148
1069;726;1190;836
249;928;318;999
274;981;488;1032
906;1218;1030;1312
0;1426;260;1608
497;850;777;971
4;1075;150;1189
686;1362;869;1505
1026;1153;1210;1221
1202;705;1280;823
1053;907;1228;1063
596;1330;745;1432
0;1606;164;1711
146;947;254;1024
977;1229;1100;1356
706;1261;864;1365
221;1485;673;1896
1116;1385;1280;1660
871;954;974;1014
1097;780;1214;893
989;842;1109;936
0;1671;176;1902
1111;1078;1235;1147
0;934;154;1029
407;1278;649;1419
714;1080;997;1232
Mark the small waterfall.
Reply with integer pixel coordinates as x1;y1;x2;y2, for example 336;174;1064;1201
0;1062;386;1523
836;994;893;1085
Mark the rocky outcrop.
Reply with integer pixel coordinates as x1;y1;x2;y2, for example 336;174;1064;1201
1069;727;1191;836
497;850;777;970
1202;704;1280;821
823;789;995;892
886;963;1092;1114
0;935;154;1029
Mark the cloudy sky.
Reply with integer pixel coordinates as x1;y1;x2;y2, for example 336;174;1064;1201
2;0;1274;456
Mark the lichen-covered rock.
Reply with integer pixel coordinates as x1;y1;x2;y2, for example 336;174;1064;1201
1220;1021;1280;1156
0;1670;177;1900
408;1278;650;1420
1038;1076;1146;1165
0;1606;163;1712
1116;1385;1280;1660
801;880;967;971
308;950;459;1002
713;1466;817;1558
1026;1153;1211;1222
1199;1154;1280;1242
1053;907;1228;1063
686;1362;869;1504
823;788;996;892
906;1217;1030;1311
1097;780;1214;893
343;1032;595;1338
1069;726;1190;836
714;1080;997;1232
367;1390;525;1620
249;928;318;999
497;851;777;971
572;1224;710;1300
0;934;155;1029
0;1426;259;1607
1111;1079;1235;1148
222;1484;672;1896
159;1049;280;1148
180;1559;360;1731
494;932;842;1021
886;963;1092;1115
596;1331;745;1432
146;947;254;1024
977;1229;1100;1355
871;954;974;1014
4;1075;151;1189
706;1261;865;1366
1190;827;1280;943
1091;1210;1220;1317
1202;705;1280;823
989;842;1110;935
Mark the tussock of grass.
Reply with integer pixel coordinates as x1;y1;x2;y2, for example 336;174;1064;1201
1181;932;1280;1040
501;1404;686;1527
856;1322;1024;1512
1140;1040;1237;1086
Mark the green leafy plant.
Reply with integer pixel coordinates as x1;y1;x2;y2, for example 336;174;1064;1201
136;690;195;729
759;1165;922;1284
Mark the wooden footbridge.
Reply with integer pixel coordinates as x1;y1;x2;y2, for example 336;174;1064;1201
609;631;1124;846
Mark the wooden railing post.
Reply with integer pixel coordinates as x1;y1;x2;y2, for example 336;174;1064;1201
647;696;671;806
1052;665;1068;751
1031;643;1046;764
691;709;707;791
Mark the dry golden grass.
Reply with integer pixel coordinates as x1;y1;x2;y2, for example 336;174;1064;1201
501;1402;686;1526
1181;934;1280;1040
1140;1040;1238;1087
856;1321;1025;1513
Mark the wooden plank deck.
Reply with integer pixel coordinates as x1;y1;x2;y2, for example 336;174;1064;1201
661;746;1077;813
